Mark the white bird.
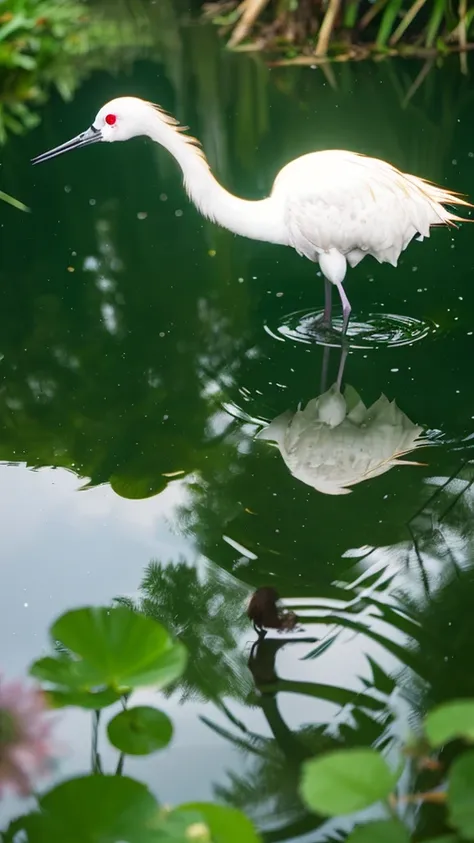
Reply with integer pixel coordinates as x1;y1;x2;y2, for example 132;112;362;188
32;96;472;333
256;382;429;495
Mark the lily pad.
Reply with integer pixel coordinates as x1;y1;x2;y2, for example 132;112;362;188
346;820;410;842
448;750;474;838
107;706;173;755
29;606;187;703
13;775;161;842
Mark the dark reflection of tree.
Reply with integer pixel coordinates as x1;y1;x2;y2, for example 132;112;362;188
112;552;399;839
171;464;474;841
115;558;253;703
200;632;393;842
175;407;473;594
396;461;474;704
371;463;474;841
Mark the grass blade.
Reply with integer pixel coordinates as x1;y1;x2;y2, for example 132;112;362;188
390;0;428;45
425;0;447;47
314;0;342;56
228;0;271;47
343;0;361;29
0;190;30;212
358;0;390;32
376;0;404;48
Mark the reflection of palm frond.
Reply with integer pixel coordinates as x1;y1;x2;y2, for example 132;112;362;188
210;696;393;835
115;558;252;703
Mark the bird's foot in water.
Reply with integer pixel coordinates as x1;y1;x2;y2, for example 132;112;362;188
303;315;339;341
318;315;332;330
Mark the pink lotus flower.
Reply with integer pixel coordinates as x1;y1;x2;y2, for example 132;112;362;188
0;677;54;797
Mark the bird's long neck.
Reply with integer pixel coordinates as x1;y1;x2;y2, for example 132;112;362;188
145;113;287;246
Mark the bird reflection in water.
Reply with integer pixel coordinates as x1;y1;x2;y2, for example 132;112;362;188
247;586;299;637
246;588;318;688
256;345;430;495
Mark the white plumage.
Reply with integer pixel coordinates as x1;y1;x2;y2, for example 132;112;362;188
32;97;472;332
274;150;464;266
256;382;429;496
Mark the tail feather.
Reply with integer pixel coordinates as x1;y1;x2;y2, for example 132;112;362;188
406;173;474;226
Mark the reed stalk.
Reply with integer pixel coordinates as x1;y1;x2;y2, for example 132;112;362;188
205;0;474;59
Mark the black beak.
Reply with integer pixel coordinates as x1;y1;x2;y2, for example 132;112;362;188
31;125;102;165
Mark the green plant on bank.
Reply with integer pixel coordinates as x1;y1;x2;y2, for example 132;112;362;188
0;0;85;141
298;699;474;842
0;0;155;143
204;0;474;61
1;604;261;842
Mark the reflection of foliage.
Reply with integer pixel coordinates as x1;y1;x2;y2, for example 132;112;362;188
397;470;474;714
203;633;393;840
204;466;474;839
296;697;474;843
115;559;253;704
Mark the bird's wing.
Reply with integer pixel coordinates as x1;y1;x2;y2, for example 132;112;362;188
271;150;469;266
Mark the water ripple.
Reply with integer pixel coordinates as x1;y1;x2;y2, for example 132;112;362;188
265;308;437;349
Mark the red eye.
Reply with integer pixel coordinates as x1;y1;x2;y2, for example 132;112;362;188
105;114;116;126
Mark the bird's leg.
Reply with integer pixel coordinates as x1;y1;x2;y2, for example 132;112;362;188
335;280;351;336
320;345;330;393
336;344;348;391
322;278;332;327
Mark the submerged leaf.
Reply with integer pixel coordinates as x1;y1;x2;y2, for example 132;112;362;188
300;748;398;816
347;820;410;843
425;700;474;747
420;838;458;843
448;750;474;837
17;775;161;842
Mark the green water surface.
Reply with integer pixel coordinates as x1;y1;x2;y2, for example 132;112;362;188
1;12;474;841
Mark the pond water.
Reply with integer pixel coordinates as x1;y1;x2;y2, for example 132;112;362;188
1;12;474;841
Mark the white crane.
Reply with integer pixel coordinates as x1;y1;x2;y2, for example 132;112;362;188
32;96;472;334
